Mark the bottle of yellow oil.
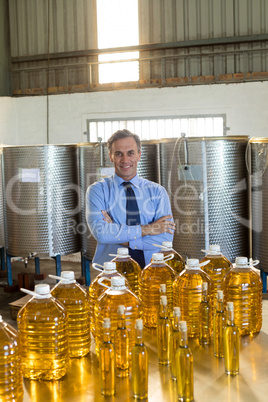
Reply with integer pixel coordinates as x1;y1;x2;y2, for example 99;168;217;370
111;247;141;298
0;315;23;402
157;295;172;365
176;321;194;402
213;290;226;358
199;282;212;346
171;306;181;380
114;305;129;378
17;284;68;380
131;319;148;400
173;258;213;338
50;271;90;358
159;241;185;275
223;257;262;335
99;318;116;396
141;253;176;328
89;261;129;338
223;302;239;376
200;245;232;313
95;276;141;358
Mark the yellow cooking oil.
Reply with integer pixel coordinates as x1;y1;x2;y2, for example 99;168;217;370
173;258;214;338
159;241;185;275
157;295;172;365
223;302;239;375
0;315;23;402
223;257;262;336
99;318;116;396
95;276;141;358
89;261;129;338
176;321;194;402
213;290;226;358
141;253;176;328
171;307;181;380
17;284;68;380
200;244;232;313
199;282;212;345
50;271;90;358
114;305;129;378
111;247;141;298
131;319;148;400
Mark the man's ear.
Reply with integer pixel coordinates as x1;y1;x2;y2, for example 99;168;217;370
109;152;113;162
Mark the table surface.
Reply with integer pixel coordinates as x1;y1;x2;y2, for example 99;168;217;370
22;328;268;402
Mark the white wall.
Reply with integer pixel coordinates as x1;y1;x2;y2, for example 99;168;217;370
0;81;268;145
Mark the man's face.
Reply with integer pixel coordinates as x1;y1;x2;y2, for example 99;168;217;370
109;137;141;181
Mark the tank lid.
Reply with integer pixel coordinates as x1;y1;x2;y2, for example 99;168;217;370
103;261;117;271
187;258;200;268
34;284;50;295
135;319;143;330
162;241;173;250
117;248;129;255
111;276;126;288
152;253;164;261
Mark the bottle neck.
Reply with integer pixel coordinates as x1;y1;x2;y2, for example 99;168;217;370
179;329;188;347
227;309;235;325
117;314;126;329
135;328;144;346
173;314;181;331
159;303;169;319
216;299;224;312
103;327;111;343
202;289;208;302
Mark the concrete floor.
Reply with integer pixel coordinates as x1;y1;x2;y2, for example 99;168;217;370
0;257;268;335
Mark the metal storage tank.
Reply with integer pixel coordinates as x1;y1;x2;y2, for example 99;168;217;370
79;140;160;260
160;136;249;262
250;138;268;273
0;148;5;248
2;144;80;257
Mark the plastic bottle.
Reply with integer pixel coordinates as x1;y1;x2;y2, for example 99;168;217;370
89;261;129;338
17;284;68;380
141;253;176;328
50;271;90;357
111;247;141;298
213;290;226;358
200;245;232;313
223;257;262;335
157;295;172;365
171;306;181;380
176;321;194;402
95;276;141;358
223;302;239;376
0;315;23;402
199;282;212;345
173;258;213;338
99;318;116;396
131;319;148;400
157;241;185;275
114;305;129;378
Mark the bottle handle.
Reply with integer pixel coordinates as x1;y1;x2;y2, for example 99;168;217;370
199;260;210;267
92;263;104;272
97;277;112;289
201;249;222;256
20;288;52;299
164;253;174;262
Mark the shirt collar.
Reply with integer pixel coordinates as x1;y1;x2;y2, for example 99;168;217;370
113;173;140;189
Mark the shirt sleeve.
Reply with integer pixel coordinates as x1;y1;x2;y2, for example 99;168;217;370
128;185;174;251
86;182;142;244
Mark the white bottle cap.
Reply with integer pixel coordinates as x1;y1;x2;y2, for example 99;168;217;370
111;276;125;287
159;284;166;293
227;301;234;311
173;307;181;316
103;261;117;272
162;241;173;250
209;245;221;253
217;290;224;300
34;284;50;295
61;271;75;281
152;253;164;261
117;305;125;314
103;317;111;328
187;258;199;269
117;248;129;256
160;295;168;306
202;282;208;291
135;319;143;330
235;257;248;266
179;321;187;331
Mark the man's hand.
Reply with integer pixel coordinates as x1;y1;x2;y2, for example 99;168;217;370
141;215;175;237
101;210;113;223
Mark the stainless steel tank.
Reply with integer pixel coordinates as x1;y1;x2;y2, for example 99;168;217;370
79;140;160;260
160;136;249;262
2;144;80;257
0;148;5;248
250;138;268;272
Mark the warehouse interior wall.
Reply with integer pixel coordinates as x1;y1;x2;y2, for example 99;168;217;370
0;0;11;96
0;81;267;146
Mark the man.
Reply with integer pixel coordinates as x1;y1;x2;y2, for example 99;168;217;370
86;129;175;268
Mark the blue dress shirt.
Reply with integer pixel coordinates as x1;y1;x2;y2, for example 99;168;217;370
86;173;174;266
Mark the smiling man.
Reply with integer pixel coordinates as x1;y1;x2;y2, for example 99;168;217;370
86;129;175;268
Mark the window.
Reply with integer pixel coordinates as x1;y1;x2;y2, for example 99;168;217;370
85;115;225;142
97;0;139;83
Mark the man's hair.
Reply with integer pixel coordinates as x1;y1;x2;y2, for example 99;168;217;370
107;129;141;153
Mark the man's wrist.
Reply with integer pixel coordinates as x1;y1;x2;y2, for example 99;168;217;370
141;224;150;237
